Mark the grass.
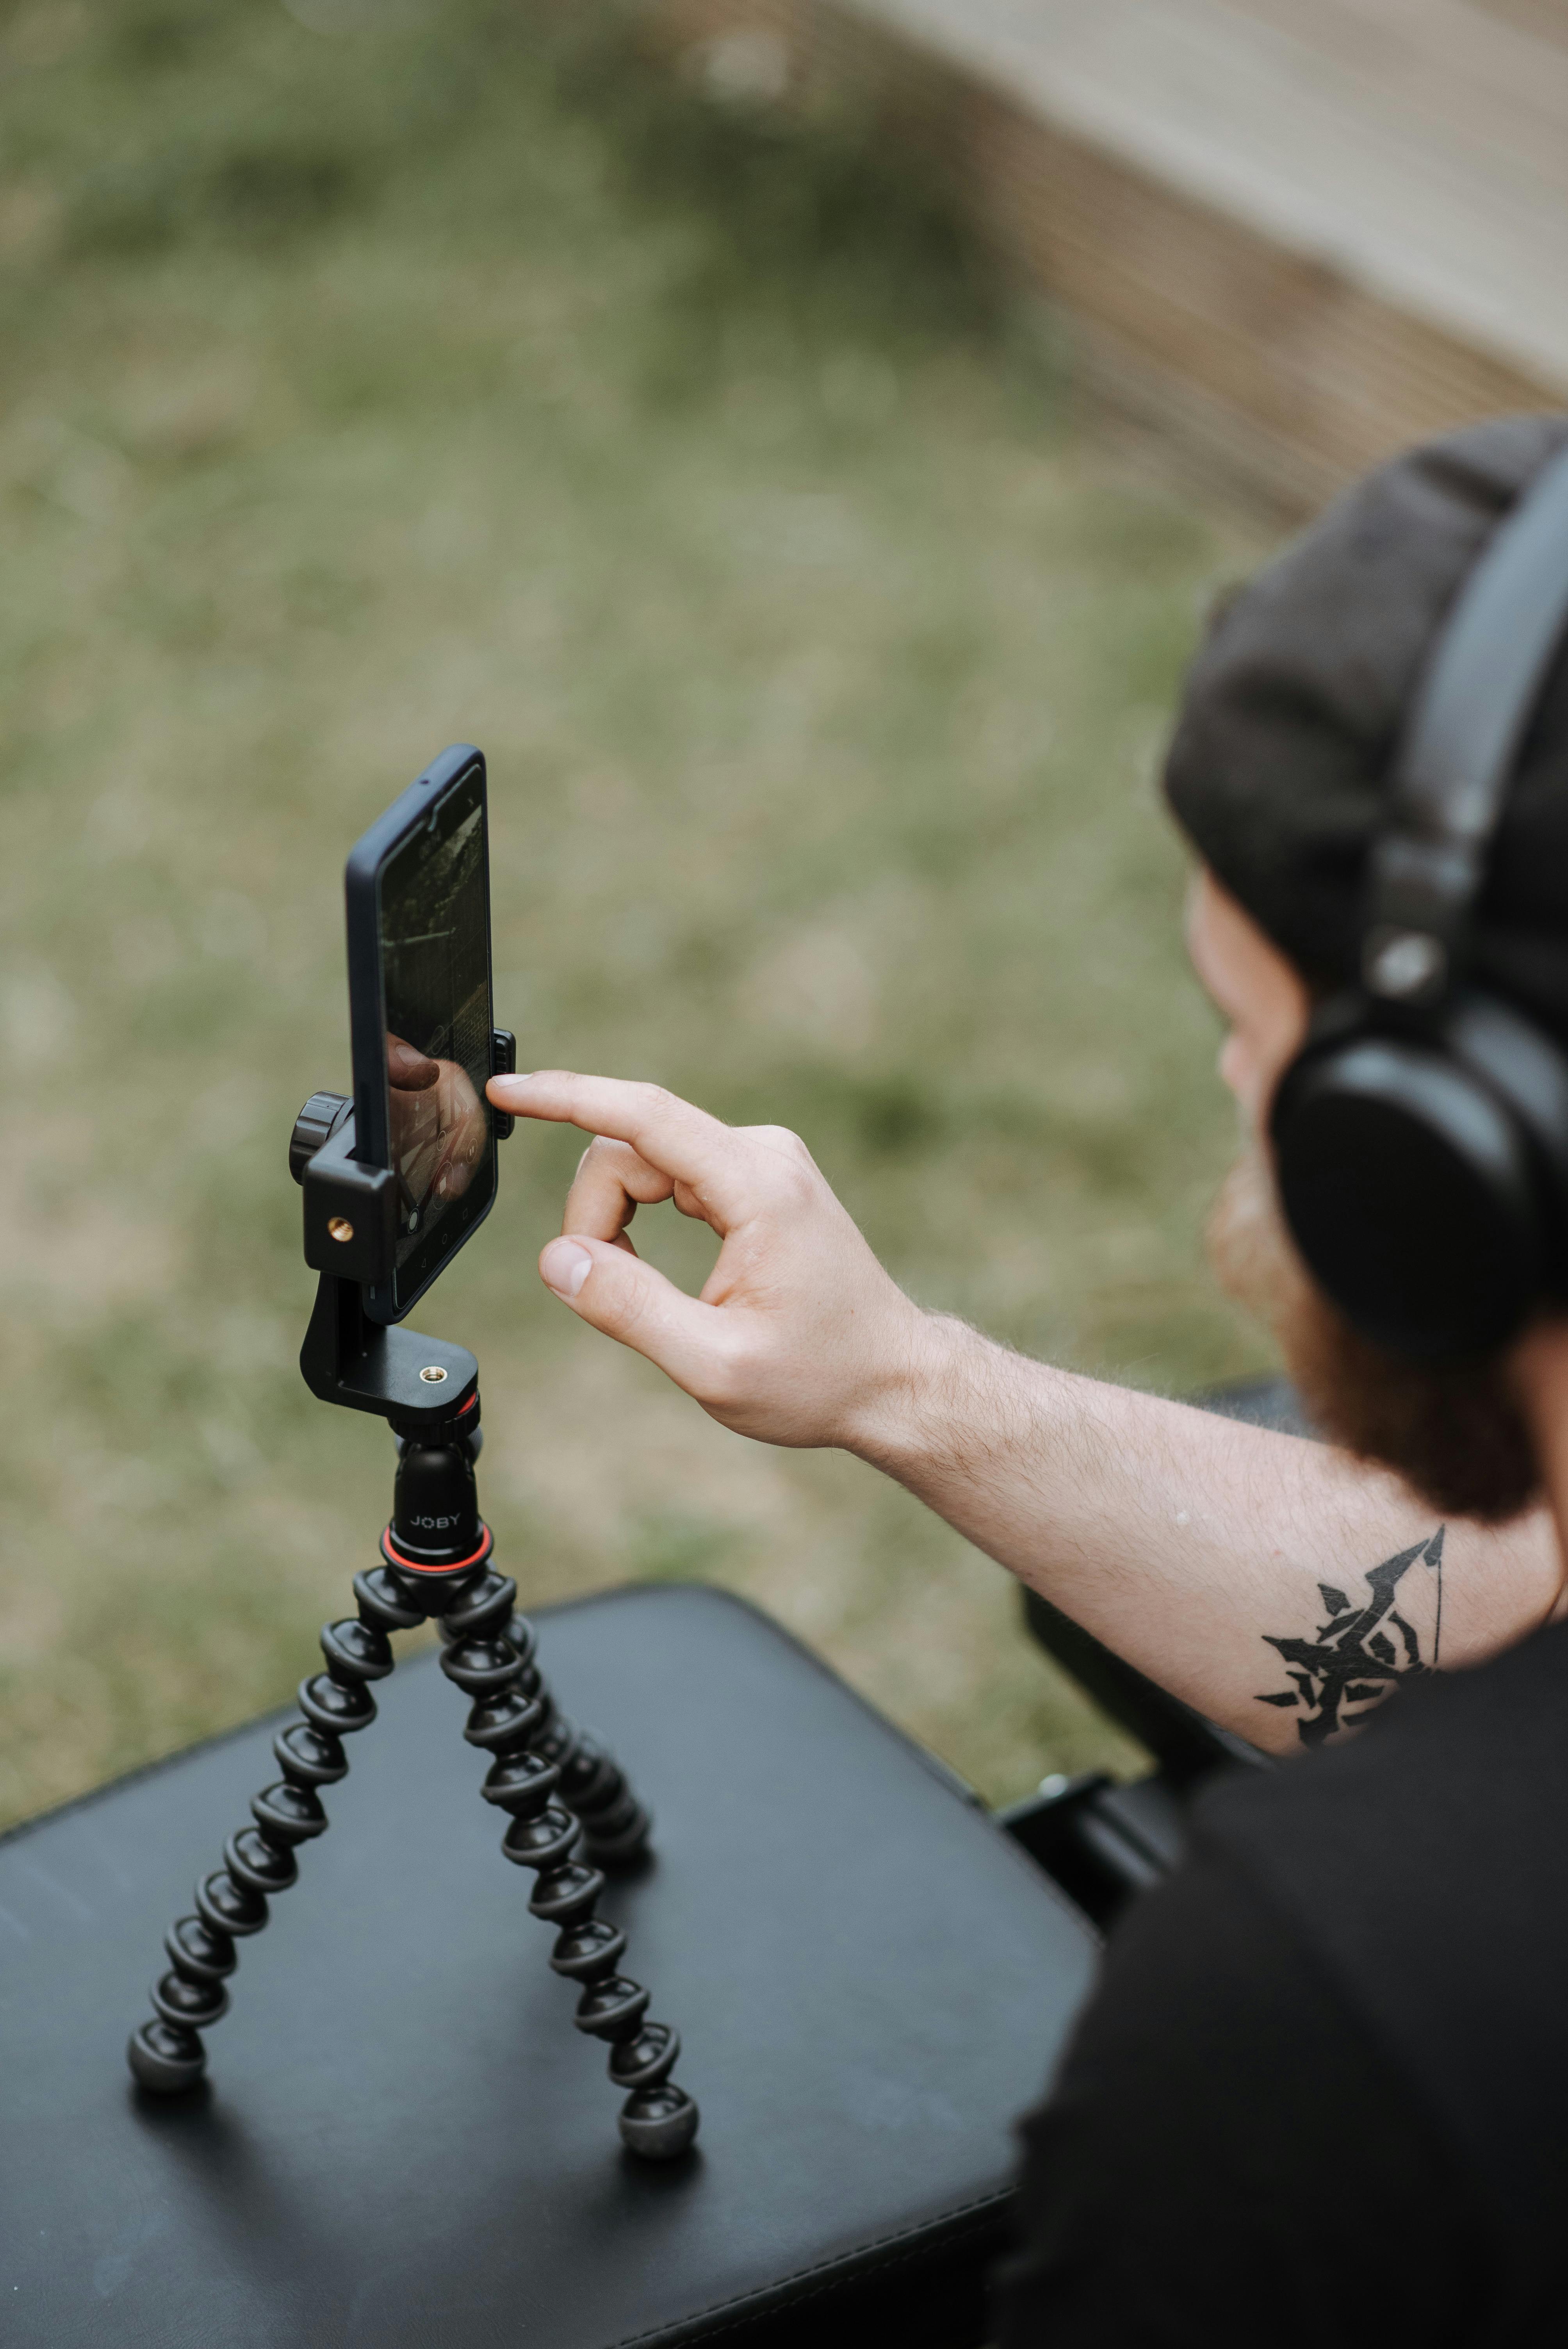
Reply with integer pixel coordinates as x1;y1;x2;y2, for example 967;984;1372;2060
0;0;1278;1829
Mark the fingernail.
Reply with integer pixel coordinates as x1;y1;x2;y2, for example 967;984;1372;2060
541;1238;593;1299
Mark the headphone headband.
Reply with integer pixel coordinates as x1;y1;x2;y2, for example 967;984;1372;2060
1364;441;1568;1005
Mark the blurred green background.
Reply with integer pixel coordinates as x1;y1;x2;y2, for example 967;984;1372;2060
0;0;1279;1829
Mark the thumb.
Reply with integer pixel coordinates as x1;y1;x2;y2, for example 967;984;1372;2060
539;1234;730;1398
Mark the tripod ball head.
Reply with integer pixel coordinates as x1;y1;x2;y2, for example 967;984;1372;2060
387;1412;485;1571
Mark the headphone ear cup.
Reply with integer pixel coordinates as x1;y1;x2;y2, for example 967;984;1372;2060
1271;1032;1545;1361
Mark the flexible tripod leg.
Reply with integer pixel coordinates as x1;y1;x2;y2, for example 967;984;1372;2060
435;1596;650;1868
371;1559;698;2160
126;1594;391;2096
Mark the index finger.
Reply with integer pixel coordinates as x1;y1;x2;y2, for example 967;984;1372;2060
487;1071;751;1221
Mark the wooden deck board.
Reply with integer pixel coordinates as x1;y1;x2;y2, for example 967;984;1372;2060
646;0;1568;505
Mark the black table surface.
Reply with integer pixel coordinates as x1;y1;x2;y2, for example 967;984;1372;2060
0;1583;1098;2347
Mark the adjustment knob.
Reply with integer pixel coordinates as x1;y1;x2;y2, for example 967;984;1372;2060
289;1091;351;1185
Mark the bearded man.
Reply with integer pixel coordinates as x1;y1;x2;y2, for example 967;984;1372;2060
488;413;1568;2342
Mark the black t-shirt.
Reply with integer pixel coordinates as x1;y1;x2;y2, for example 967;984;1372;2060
995;1616;1568;2346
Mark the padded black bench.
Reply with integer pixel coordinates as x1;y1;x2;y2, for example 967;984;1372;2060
0;1582;1098;2347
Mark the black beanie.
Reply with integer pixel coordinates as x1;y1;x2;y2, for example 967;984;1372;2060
1164;412;1568;1044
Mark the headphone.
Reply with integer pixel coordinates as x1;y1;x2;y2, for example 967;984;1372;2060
1270;442;1568;1363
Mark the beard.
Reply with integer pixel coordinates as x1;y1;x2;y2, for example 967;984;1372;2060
1206;1148;1540;1523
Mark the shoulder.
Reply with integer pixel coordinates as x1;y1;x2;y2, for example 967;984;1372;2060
996;1847;1483;2347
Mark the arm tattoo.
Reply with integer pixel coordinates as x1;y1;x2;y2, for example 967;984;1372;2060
1257;1527;1446;1748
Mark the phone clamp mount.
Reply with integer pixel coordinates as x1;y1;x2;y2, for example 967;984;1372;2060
125;1062;700;2162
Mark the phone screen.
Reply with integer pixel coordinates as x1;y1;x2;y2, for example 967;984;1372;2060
377;761;495;1301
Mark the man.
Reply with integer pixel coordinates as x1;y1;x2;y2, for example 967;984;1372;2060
489;412;1568;2338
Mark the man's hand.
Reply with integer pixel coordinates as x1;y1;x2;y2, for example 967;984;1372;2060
485;1070;928;1449
486;1069;1565;1750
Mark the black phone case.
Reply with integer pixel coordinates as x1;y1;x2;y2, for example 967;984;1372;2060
344;743;499;1323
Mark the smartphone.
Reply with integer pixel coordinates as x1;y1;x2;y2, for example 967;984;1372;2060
345;744;499;1323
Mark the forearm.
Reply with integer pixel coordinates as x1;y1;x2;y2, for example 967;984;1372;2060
492;1072;1565;1752
850;1315;1564;1753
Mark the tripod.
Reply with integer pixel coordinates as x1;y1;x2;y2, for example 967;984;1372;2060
125;1093;699;2162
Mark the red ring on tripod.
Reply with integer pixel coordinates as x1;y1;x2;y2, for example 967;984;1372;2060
380;1522;494;1576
